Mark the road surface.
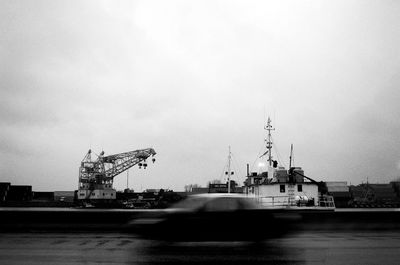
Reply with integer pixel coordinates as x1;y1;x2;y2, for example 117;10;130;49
0;231;399;264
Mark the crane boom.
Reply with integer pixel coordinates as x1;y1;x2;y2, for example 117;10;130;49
102;148;156;180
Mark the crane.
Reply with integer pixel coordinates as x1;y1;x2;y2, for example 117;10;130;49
77;148;156;204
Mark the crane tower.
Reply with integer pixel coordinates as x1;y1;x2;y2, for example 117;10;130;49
77;148;156;203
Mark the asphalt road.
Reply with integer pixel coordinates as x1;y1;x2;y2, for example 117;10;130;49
1;231;400;265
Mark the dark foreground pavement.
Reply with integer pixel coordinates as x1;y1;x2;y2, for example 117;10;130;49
1;208;400;264
1;231;400;265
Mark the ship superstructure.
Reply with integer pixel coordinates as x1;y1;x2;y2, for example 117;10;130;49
244;118;334;210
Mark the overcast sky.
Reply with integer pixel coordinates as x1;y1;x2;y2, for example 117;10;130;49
1;0;400;192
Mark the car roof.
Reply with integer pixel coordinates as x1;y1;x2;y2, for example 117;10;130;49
188;193;248;199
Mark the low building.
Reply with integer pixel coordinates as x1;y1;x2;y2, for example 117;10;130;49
54;191;75;202
32;191;55;202
7;185;32;201
0;182;10;202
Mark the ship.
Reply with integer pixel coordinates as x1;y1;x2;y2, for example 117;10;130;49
244;117;335;211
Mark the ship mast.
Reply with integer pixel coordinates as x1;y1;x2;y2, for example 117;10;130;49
264;117;275;167
227;146;232;193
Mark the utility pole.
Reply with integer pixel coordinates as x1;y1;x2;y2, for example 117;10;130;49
126;169;129;190
289;144;293;169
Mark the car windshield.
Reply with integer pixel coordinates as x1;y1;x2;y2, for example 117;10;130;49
171;195;259;211
203;197;240;211
171;196;213;210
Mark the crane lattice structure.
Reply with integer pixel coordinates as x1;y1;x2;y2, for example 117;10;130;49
77;148;156;202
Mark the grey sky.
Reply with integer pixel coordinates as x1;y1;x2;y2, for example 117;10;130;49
1;0;400;191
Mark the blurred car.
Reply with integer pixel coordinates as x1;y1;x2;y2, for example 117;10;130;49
127;193;300;241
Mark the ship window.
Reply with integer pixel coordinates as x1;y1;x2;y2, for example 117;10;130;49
280;185;285;193
298;185;303;192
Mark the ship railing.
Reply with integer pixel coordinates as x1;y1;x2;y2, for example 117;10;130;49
318;195;335;208
255;195;295;208
255;195;335;208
